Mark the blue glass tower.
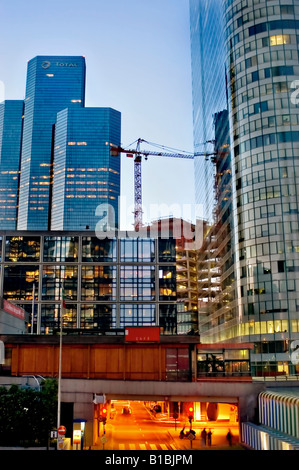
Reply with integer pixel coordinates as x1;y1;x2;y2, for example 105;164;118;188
0;100;24;229
51;107;121;231
17;56;86;230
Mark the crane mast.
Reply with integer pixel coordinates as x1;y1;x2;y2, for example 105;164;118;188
110;138;217;230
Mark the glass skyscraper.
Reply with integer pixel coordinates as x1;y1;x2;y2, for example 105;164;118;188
0;100;24;229
17;56;86;230
190;0;228;222
51;107;121;231
190;0;299;377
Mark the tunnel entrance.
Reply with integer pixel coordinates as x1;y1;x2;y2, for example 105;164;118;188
93;399;240;450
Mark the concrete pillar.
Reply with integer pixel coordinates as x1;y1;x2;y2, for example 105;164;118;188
73;401;94;448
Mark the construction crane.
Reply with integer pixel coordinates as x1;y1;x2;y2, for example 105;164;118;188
110;138;217;230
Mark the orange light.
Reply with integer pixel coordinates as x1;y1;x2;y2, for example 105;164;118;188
102;408;107;415
189;407;194;412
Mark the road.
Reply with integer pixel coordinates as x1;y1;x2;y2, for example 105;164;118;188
95;401;240;451
99;401;178;451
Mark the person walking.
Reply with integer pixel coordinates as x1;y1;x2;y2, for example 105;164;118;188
201;428;207;447
226;429;233;446
207;429;212;446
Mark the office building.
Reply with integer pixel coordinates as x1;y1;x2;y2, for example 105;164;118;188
0;231;190;336
0;100;24;229
190;0;299;376
51;107;121;231
17;56;86;231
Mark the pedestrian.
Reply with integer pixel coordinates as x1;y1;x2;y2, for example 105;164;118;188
207;429;212;446
201;428;207;447
226;429;233;446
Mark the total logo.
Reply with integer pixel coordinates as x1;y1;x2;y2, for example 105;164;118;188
41;61;51;69
41;61;78;69
55;62;78;68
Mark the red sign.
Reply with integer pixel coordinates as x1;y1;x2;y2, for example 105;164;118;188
57;426;66;436
3;300;25;320
125;327;160;343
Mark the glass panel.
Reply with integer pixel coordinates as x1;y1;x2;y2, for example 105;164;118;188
159;266;176;300
82;237;116;262
119;304;156;327
120;238;155;262
158;239;176;262
42;265;78;300
159;304;177;335
120;265;155;301
40;303;77;334
43;236;78;261
5;236;40;261
80;304;117;330
81;265;116;301
3;265;39;300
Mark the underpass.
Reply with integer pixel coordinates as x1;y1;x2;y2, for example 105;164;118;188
93;399;240;450
0;374;264;448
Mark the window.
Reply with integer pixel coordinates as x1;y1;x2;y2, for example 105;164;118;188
120;238;155;262
80;304;116;330
159;266;176;300
270;34;290;46
42;265;78;301
43;236;78;261
119;304;156;327
3;265;39;301
82;237;116;262
5;236;40;261
81;265;116;301
120;265;155;301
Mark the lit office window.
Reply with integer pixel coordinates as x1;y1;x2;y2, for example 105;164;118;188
42;265;78;301
270;35;290;46
159;266;177;300
5;236;40;262
80;304;116;330
3;265;39;300
40;303;77;333
81;265;116;301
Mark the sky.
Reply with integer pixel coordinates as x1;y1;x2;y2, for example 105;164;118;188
0;0;195;229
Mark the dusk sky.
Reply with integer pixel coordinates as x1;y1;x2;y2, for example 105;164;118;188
0;0;195;229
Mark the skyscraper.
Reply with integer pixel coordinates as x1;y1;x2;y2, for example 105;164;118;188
17;56;86;230
190;0;228;222
0;100;24;229
51;107;121;231
190;0;299;377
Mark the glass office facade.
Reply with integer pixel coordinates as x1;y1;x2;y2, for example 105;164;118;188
0;232;189;336
190;1;235;341
190;0;299;376
51;107;121;230
190;0;228;221
17;56;86;230
0;101;24;229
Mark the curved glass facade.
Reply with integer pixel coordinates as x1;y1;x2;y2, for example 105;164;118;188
190;0;299;376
